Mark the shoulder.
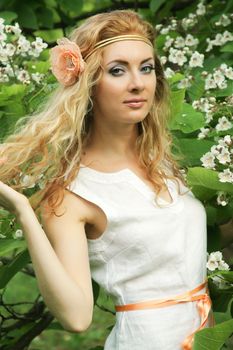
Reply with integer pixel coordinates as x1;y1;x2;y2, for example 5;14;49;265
40;188;95;227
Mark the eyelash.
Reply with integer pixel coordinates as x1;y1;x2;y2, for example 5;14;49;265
109;65;155;76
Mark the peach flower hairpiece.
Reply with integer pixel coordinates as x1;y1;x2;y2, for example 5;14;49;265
50;37;85;87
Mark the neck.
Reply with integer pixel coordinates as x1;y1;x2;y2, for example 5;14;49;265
83;120;140;162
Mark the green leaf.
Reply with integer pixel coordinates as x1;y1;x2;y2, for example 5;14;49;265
0;11;18;23
59;0;83;13
206;205;218;226
214;298;233;324
174;138;215;166
187;76;205;101
193;319;233;350
214;81;233;97
220;42;233;53
170;103;205;133
168;73;184;85
46;321;64;331
0;84;27;101
207;225;221;252
33;29;64;43
190;186;216;202
17;4;38;29
150;0;167;13
0;239;27;256
27;61;50;74
187;167;233;193
170;88;185;120
37;8;54;29
0;249;31;289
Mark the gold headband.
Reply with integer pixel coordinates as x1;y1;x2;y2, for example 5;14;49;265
84;34;153;60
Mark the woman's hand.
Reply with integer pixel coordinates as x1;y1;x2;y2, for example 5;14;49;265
0;158;29;216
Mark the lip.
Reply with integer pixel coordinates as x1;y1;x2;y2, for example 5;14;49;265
124;98;146;103
124;99;146;108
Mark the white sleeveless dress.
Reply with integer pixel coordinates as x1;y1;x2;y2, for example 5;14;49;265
67;165;211;350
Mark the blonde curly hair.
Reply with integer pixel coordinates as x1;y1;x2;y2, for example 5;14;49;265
0;9;186;215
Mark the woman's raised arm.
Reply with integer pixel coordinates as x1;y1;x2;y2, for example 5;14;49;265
0;177;94;333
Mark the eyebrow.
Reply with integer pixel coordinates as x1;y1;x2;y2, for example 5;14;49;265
106;57;154;66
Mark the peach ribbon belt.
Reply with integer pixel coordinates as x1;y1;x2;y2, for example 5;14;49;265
115;280;214;350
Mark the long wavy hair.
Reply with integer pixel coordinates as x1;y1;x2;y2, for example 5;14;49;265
0;9;186;215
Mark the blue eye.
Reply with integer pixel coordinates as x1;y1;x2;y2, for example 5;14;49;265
109;65;155;76
141;65;155;73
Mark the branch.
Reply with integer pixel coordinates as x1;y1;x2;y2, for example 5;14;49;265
6;312;54;350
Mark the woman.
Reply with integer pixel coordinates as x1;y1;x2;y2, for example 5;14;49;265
0;9;214;350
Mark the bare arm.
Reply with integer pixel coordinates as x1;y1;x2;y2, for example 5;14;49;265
15;190;94;333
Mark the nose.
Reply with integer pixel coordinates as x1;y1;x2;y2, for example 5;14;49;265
128;70;145;92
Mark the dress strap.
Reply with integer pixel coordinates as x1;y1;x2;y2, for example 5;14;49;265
115;279;214;350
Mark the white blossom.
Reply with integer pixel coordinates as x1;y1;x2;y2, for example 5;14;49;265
155;24;163;32
221;135;232;146
218;80;228;89
0;72;9;83
16;35;31;56
213;70;226;86
177;77;192;89
168;48;187;66
210;145;220;157
218;260;230;271
215;116;232;132
222;30;233;42
205;111;213;123
206;30;233;52
200;152;216;169
215;14;231;27
206;38;213;52
0;31;7;42
0;46;9;62
217;191;228;206
164;36;174;49
197;127;210;139
189;51;204;67
181;13;198;30
11;22;22;36
216;147;231;164
218;169;233;183
0;18;5;32
31;72;44;84
5;43;15;56
185;34;199;46
225;67;233;80
206;254;219;271
16;69;30;84
14;229;23;239
20;174;36;188
206;251;230;272
196;2;206;16
29;37;48;57
160;27;170;35
170;19;178;30
219;63;228;74
174;36;185;48
205;74;217;90
164;67;175;79
160;56;167;65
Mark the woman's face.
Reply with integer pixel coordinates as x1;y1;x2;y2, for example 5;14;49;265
92;40;156;126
